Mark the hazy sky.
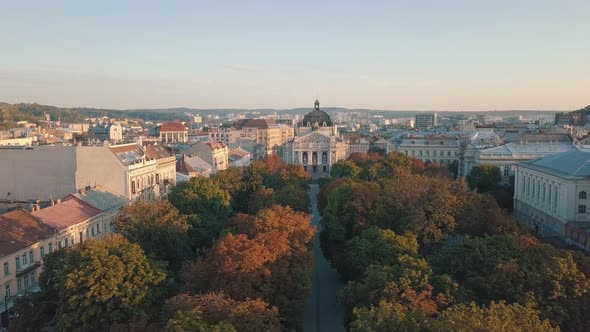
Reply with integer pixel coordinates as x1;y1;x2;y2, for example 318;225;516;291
1;1;589;111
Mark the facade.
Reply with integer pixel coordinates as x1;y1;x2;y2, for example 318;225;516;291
158;122;188;144
0;210;54;319
209;128;241;145
143;143;176;197
414;113;438;130
513;148;590;238
395;135;460;166
234;118;294;157
0;143;171;201
0;137;33;146
282;100;348;177
0;188;126;319
348;136;370;154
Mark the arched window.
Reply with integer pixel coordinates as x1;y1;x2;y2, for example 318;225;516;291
503;165;510;177
580;191;587;200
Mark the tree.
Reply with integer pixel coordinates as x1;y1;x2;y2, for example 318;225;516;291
50;234;166;331
168;177;232;247
350;301;431;332
164;292;280;332
331;160;362;179
165;308;236;332
113;200;191;270
437;301;558;332
466;164;502;193
338;227;418;281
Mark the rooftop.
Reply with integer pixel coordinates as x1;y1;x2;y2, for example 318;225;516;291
521;147;590;177
110;143;145;166
32;196;103;230
144;143;173;160
70;187;128;212
160;122;188;132
0;210;54;257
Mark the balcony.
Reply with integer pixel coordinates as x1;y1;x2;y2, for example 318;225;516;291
16;261;41;277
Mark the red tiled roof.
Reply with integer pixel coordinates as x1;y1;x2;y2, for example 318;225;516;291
32;196;103;230
160;122;188;132
0;209;54;257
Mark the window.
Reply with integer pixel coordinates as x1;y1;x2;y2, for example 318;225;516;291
3;262;9;276
16;256;21;270
580;191;587;200
40;246;45;258
447;151;451;156
503;166;510;177
24;274;29;289
5;284;11;298
48;243;53;253
131;180;136;194
97;223;101;234
64;237;69;247
578;205;586;213
29;250;33;263
17;278;23;293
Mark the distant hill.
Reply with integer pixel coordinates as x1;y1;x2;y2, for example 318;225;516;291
0;101;572;130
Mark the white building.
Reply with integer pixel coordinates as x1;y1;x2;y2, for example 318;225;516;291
395;134;461;166
180;141;229;174
282;100;348;177
514;148;590;238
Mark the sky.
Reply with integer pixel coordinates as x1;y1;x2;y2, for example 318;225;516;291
1;0;589;111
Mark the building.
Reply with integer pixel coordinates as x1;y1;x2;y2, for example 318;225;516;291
554;112;583;126
143;143;176;197
88;123;123;143
234;118;294;158
513;148;590;238
0;188;126;321
209;127;241;145
0;137;33;146
177;154;213;178
180;141;229;174
282;100;348;177
347;136;370;154
228;147;251;167
157;122;188;144
0;143;170;201
395;134;460;166
461;132;573;181
0;210;54;322
414;113;438;130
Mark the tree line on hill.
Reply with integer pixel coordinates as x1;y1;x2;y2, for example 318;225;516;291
319;152;590;331
10;156;313;332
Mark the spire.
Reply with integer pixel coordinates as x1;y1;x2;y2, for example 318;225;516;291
314;99;320;111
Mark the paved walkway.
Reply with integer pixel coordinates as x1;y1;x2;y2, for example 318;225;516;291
304;184;345;332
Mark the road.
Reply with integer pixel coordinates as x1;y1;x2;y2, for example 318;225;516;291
304;184;345;332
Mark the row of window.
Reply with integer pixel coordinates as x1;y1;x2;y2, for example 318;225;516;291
2;222;108;278
404;150;458;157
3;272;37;299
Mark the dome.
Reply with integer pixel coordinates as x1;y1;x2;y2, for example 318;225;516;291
300;100;333;128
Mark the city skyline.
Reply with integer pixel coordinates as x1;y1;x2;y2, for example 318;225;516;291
2;1;589;111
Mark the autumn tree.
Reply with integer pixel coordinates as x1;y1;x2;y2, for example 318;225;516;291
43;234;166;331
113;200;191;270
437;301;558;332
164;292;280;332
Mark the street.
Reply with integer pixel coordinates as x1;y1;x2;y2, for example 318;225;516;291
304;184;345;332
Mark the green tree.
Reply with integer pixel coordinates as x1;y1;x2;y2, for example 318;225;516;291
49;234;166;331
168;177;232;247
165;308;236;332
331;160;362;179
466;164;502;193
113;200;192;270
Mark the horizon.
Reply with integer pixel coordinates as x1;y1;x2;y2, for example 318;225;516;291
2;1;589;110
